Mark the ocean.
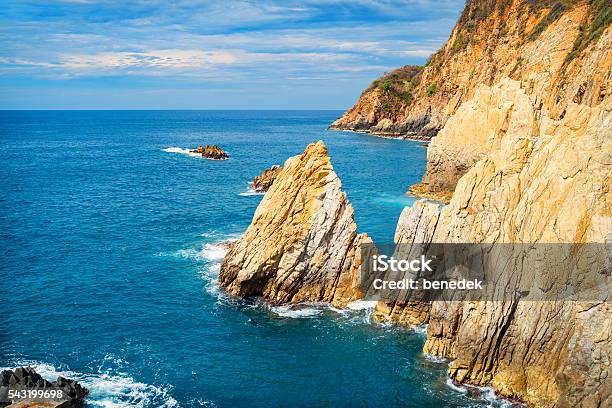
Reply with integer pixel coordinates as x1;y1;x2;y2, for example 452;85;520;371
0;110;502;407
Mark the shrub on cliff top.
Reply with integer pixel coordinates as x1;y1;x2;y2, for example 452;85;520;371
365;65;424;109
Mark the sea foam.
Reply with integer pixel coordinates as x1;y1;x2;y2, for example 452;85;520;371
1;361;179;408
238;184;265;197
162;147;202;158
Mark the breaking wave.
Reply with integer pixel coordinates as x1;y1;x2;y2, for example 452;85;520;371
238;184;265;196
445;379;523;407
1;361;179;408
162;147;202;158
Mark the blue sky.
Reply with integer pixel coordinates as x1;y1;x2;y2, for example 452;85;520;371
0;0;463;109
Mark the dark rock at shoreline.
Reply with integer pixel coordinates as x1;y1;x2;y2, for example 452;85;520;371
215;240;234;250
190;144;229;160
0;366;88;407
250;165;282;192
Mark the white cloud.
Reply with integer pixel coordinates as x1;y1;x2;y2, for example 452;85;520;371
58;49;239;69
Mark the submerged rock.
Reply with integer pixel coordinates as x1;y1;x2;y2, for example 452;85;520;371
219;141;373;307
190;144;229;160
250;165;282;193
0;366;88;407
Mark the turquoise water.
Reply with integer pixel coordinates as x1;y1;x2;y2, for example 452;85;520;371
1;111;495;407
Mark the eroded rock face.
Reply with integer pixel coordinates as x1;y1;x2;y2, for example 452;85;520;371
332;1;609;143
373;201;441;325
418;78;535;197
250;165;282;193
376;78;611;406
219;141;372;307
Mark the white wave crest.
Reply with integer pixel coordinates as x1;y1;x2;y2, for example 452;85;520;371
424;353;448;363
175;241;234;262
162;147;202;158
445;378;468;394
197;242;230;262
345;299;377;311
238;184;265;196
269;304;324;318
2;361;178;408
265;300;376;322
444;379;523;407
198;263;222;297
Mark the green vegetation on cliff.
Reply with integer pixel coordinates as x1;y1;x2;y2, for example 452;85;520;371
566;0;612;62
428;0;607;71
367;65;423;110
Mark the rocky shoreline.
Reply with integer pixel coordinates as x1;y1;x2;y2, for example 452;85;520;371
0;367;88;407
219;0;611;404
327;126;433;141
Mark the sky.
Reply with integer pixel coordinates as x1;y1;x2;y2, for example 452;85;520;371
0;0;464;109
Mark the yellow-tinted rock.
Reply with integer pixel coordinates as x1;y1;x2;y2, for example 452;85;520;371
378;73;611;406
219;141;372;307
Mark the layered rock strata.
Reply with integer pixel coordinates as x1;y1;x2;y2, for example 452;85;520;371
374;74;611;406
219;141;373;307
416;4;612;199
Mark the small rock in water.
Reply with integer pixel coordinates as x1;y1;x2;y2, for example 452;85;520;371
190;144;229;160
466;386;481;399
215;240;234;250
250;165;282;192
0;366;88;407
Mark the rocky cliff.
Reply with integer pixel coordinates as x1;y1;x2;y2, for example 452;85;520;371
372;42;611;408
219;1;611;406
330;0;610;145
219;141;373;307
377;86;611;405
341;1;611;404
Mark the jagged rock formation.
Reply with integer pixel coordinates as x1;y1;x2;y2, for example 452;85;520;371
414;0;612;199
374;63;611;408
250;165;282;193
359;2;612;404
1;366;88;407
219;141;373;307
331;0;610;146
190;144;229;160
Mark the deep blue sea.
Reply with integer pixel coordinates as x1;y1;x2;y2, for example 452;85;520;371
1;111;498;407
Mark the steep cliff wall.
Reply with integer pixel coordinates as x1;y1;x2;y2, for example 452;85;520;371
367;5;611;403
414;1;612;200
219;141;372;307
375;66;611;408
330;0;610;145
